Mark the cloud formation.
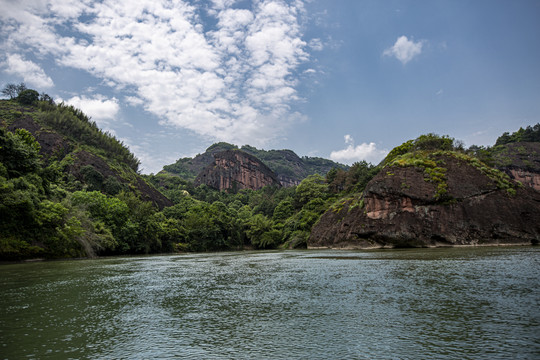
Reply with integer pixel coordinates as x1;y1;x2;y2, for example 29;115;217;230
63;94;119;125
330;135;388;165
3;54;54;88
0;0;310;146
383;35;424;64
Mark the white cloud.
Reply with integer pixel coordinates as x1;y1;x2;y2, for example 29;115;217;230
124;95;144;106
383;35;424;64
0;0;310;147
309;38;323;51
3;53;54;88
62;94;120;128
330;135;388;165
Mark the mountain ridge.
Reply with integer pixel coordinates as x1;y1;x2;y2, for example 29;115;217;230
160;142;349;187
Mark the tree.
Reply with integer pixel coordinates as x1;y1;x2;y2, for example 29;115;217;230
0;128;41;177
80;165;104;191
1;82;26;99
294;174;328;208
1;84;18;99
246;214;277;249
17;89;39;105
273;198;294;222
39;92;54;104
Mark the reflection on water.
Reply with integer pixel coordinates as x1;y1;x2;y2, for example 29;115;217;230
1;247;539;359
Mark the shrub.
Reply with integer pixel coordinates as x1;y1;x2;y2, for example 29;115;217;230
17;89;39;105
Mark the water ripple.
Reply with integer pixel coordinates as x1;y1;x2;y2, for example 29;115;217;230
1;248;539;359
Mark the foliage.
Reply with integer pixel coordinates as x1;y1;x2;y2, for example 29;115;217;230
17;89;40;105
495;124;540;145
383;133;460;166
387;151;450;200
294;174;328;208
326;161;379;194
0;128;41;176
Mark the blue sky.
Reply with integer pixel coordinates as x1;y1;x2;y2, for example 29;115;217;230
1;0;539;173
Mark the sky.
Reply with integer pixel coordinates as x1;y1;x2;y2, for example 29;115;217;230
1;0;539;174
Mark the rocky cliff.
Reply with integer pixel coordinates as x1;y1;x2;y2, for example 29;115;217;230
309;152;540;248
161;142;348;187
194;150;281;191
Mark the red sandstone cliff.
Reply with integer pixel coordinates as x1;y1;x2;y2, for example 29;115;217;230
194;150;281;191
309;153;540;248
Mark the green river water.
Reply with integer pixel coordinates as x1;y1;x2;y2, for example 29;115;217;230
1;247;539;359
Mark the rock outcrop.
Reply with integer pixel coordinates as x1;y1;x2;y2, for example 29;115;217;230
194;150;281;191
309;153;540;249
508;169;540;191
493;142;540;191
161;142;348;187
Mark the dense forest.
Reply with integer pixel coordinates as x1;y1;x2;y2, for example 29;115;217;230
1;84;539;260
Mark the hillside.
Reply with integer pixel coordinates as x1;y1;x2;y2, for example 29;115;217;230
161;142;348;186
0;96;175;259
309;133;540;249
0;100;171;209
469;124;540;190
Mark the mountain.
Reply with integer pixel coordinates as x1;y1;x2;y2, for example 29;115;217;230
1;97;179;259
309;134;540;249
0;100;171;209
160;142;348;187
194;150;282;191
161;142;237;181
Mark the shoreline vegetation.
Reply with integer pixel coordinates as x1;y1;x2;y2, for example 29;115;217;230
1;84;539;261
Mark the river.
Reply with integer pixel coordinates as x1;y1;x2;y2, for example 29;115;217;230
1;247;539;359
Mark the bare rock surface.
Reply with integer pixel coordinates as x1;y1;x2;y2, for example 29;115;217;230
195;150;281;191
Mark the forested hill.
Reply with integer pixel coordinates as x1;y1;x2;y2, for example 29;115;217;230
0;91;174;259
161;142;349;186
0;98;170;208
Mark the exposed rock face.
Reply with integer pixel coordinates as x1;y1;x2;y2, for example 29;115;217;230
277;174;301;188
493;142;540;191
194;150;281;191
161;142;348;187
309;154;540;249
509;169;540;191
161;142;237;181
8;116;72;160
